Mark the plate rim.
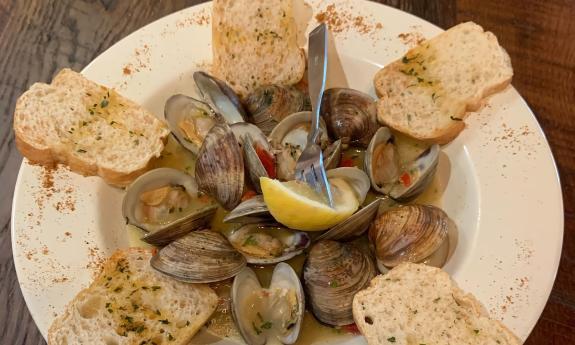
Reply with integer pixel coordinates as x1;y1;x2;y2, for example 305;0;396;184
10;0;564;341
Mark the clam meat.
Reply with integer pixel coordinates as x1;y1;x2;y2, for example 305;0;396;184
303;240;376;326
320;88;379;147
365;127;440;201
122;168;217;246
195;123;245;210
232;264;305;345
369;204;451;270
151;229;246;283
165;94;220;155
227;224;310;264
244;85;311;135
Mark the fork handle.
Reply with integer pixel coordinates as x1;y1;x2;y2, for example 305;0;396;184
307;23;329;144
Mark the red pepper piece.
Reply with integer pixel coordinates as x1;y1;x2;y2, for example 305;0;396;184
255;145;276;179
400;172;411;187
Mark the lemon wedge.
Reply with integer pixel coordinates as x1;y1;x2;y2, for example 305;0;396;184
260;177;359;231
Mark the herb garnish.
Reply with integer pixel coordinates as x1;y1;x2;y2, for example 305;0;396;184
387;337;396;342
450;116;463;121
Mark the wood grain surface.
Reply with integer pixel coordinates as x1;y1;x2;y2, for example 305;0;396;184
0;0;573;344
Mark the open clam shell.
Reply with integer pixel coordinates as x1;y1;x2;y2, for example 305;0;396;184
303;240;376;326
228;224;310;264
316;198;382;241
268;111;330;181
326;167;371;204
164;94;220;155
223;195;271;224
369;204;451;269
320;88;378;148
151;229;246;283
232;263;305;345
122;168;217;246
195;123;245;210
244;85;311;135
365;127;440;201
194;71;247;124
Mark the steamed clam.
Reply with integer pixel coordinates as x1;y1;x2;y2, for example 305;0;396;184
228;224;310;264
303;240;376;326
320;88;379;148
195;123;244;210
232;264;304;345
244;85;311;135
122;168;217;246
165;94;220;155
268;111;330;181
194;71;247;124
151;229;246;283
365;127;440;201
369;204;452;270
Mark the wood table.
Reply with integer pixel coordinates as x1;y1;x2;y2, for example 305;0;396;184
0;0;573;343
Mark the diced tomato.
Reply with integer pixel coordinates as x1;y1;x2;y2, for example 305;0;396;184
339;158;355;167
342;323;361;335
400;172;411;187
256;145;277;179
241;190;257;201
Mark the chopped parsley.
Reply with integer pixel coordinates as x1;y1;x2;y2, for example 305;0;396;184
387;337;396;343
450;116;463;121
261;321;273;329
77;149;87;153
243;235;258;246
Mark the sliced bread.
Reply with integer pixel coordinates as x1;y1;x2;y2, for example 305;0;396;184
374;22;513;144
14;68;170;186
352;263;521;345
48;248;218;345
212;0;306;97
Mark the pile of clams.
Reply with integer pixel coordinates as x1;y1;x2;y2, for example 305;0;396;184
120;71;456;343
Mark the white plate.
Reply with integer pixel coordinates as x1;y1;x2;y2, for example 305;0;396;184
11;0;563;343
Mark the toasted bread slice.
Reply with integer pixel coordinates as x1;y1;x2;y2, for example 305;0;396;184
374;22;513;144
14;69;170;186
212;0;306;97
48;248;218;345
353;263;521;345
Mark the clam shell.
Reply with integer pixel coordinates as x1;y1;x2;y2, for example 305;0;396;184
194;71;246;124
244;85;311;135
323;139;342;170
231;122;274;193
164;94;219;155
365;127;440;201
228;224;310;264
320;88;378;147
122;168;217;245
326;167;370;204
151;229;246;283
303;240;376;326
316;198;382;241
369;204;451;268
232;264;304;345
269;111;330;181
195;123;244;210
223;195;271;224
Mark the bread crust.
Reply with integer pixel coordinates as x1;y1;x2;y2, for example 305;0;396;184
47;247;218;345
13;69;169;187
374;22;513;144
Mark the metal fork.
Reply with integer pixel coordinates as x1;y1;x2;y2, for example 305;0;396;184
294;23;334;208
